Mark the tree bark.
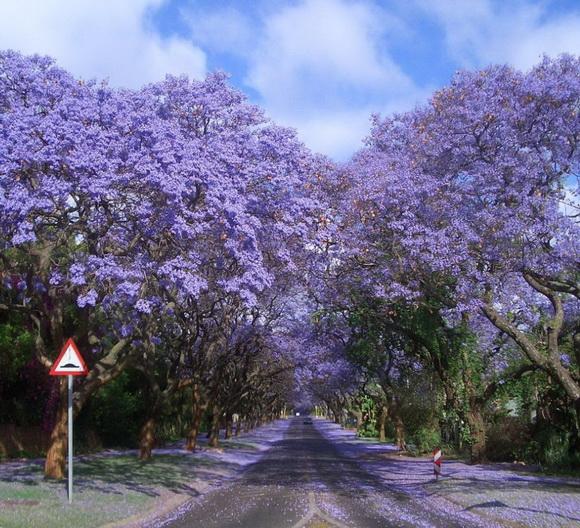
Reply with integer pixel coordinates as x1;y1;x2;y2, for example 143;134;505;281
466;406;486;463
225;413;233;439
377;404;388;442
331;405;341;424
186;384;205;451
186;405;204;451
208;404;221;448
139;417;156;460
389;398;406;450
234;416;242;436
394;417;406;450
44;379;68;479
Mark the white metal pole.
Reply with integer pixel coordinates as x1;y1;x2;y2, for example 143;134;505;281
68;375;73;504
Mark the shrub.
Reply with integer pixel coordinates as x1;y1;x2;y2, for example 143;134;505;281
534;428;580;469
357;421;378;438
485;416;532;462
412;426;441;453
80;371;147;448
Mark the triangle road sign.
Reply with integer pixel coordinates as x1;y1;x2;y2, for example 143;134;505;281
49;338;89;376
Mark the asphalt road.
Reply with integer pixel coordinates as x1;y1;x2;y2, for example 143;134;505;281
164;418;482;528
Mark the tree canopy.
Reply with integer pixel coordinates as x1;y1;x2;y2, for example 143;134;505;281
1;50;578;474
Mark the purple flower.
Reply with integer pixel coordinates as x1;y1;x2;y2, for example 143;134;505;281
77;289;98;307
135;299;152;314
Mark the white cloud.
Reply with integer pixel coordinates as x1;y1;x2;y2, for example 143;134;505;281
286;110;373;161
418;0;580;70
286;86;433;160
506;14;580;69
0;0;206;87
246;0;413;112
234;0;422;158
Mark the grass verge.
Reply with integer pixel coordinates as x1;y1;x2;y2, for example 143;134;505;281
0;454;236;528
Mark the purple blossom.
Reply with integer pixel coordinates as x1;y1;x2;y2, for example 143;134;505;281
120;324;134;338
77;289;98;307
135;299;152;314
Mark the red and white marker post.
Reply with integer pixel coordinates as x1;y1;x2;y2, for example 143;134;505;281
49;338;89;504
432;447;442;480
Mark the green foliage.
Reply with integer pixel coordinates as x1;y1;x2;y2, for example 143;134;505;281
357;421;378;438
0;319;47;426
354;394;378;438
532;428;580;469
412;426;441;453
156;388;194;444
81;371;147;448
0;321;34;377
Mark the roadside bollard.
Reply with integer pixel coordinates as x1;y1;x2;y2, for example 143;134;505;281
433;447;442;480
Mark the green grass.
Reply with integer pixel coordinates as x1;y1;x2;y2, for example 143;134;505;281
0;454;233;528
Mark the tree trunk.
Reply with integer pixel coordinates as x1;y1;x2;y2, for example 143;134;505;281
186;405;204;451
225;413;233;439
389;399;406;450
394;415;406;450
467;407;486;463
186;385;205;451
331;405;341;424
208;404;221;448
44;379;68;479
235;417;241;436
139;417;156;460
570;401;580;457
377;404;388;442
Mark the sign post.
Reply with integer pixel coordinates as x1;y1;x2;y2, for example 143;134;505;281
49;338;89;504
68;374;73;503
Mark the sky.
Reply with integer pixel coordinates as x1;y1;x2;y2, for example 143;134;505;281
0;0;579;160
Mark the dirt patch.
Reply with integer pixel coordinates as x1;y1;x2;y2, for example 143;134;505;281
0;499;40;508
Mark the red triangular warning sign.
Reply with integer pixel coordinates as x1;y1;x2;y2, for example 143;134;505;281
49;338;89;376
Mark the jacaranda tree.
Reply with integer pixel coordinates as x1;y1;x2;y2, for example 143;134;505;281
0;50;322;477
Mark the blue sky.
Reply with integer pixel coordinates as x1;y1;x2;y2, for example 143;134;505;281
1;0;579;160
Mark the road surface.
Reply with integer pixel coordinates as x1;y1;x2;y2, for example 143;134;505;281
163;417;487;528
